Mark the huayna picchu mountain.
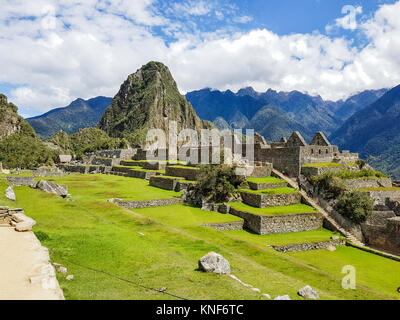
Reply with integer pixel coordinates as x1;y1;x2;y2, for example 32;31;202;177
27;96;112;139
98;61;203;147
0;94;57;168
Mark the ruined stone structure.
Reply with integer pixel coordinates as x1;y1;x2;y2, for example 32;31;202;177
252;131;359;177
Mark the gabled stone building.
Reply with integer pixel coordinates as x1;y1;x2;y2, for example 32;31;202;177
254;131;359;177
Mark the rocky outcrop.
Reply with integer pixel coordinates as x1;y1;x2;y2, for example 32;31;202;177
0;207;36;232
198;252;231;275
34;180;68;198
98;62;203;148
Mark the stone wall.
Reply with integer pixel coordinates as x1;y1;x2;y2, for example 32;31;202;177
165;166;200;181
240;191;301;208
149;176;179;191
272;239;345;253
91;157;120;166
361;214;400;255
91;149;137;160
120;160;166;170
61;165;109;174
203;221;244;231
363;190;400;206
257;146;301;177
112;167;158;180
343;178;392;189
115;198;182;209
301;166;347;177
6;176;35;187
230;207;323;235
248;181;287;191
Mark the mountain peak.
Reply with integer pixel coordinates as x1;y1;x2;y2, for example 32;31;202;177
98;62;202;147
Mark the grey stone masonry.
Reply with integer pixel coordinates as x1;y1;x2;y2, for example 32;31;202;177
230;207;323;235
165;166;200;181
343;178;392;189
112;167;158;180
248;181;288;191
203;221;244;231
6;176;35;187
120;161;167;170
89;149;137;160
115;197;182;209
149;176;179;191
240;190;301;208
91;157;121;166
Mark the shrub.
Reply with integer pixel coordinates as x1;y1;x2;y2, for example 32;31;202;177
356;159;366;170
310;172;346;197
336;191;374;224
195;165;246;203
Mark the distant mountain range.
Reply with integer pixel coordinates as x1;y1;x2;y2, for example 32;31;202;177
185;87;388;141
331;84;400;179
26;96;112;139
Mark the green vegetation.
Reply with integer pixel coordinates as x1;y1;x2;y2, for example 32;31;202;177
302;163;345;168
240;187;298;195
246;177;286;184
196;165;246;203
289;246;400;299
336;191;374;224
310;172;347;197
170;165;200;170
228;202;317;216
1;174;399;300
0;95;58;168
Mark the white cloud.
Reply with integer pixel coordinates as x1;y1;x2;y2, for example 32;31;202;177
173;0;212;16
1;0;400;116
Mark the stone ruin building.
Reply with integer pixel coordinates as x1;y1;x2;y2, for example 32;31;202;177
252;131;359;177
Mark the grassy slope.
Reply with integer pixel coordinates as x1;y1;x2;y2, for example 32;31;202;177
246;177;286;184
1;174;399;300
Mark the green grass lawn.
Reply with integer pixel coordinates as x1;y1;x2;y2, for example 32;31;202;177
228;202;317;216
115;165;166;174
1;174;400;300
222;228;342;247
289;246;400;299
246;177;286;184
240;187;298;195
49;174;180;201
302;163;345;168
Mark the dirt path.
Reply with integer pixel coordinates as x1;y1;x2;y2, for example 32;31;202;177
0;226;64;300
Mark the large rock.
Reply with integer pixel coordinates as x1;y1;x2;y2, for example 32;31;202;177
198;252;231;275
34;180;68;197
12;212;36;232
5;186;16;201
274;295;291;300
298;285;320;299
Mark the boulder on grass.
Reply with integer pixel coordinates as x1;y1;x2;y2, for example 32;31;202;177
198;252;230;275
274;295;291;300
5;186;16;201
35;180;68;198
298;285;320;300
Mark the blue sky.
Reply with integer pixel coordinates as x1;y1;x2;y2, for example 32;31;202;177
1;0;400;117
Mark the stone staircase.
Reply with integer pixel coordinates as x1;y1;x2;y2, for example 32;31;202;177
271;168;365;247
